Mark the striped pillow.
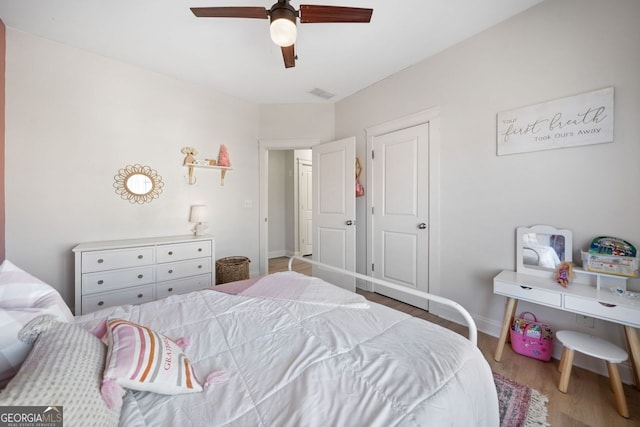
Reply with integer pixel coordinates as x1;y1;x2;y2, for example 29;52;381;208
103;319;203;396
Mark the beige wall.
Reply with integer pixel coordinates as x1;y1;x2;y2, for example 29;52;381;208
267;150;287;257
4;29;260;308
336;0;640;377
259;103;334;142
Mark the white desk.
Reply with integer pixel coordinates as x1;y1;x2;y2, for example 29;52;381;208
493;269;640;387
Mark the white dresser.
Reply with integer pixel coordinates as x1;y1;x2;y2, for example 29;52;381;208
73;235;214;315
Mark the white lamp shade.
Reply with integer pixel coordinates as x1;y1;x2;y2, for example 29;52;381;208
270;18;297;47
189;205;208;223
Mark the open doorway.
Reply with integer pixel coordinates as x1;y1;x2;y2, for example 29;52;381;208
258;138;356;280
259;139;320;275
266;149;312;259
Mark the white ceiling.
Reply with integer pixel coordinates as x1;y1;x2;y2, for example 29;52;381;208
0;0;543;104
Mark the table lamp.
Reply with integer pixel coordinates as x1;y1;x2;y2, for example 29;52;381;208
189;205;208;236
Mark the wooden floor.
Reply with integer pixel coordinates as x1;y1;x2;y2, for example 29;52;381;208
270;257;640;426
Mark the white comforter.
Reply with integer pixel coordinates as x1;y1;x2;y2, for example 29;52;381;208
74;273;499;426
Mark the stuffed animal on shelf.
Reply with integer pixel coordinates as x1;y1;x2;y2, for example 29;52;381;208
555;261;574;287
181;147;198;165
217;145;231;167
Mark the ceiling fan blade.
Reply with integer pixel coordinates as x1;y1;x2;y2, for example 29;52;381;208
299;5;373;23
281;45;296;68
190;7;268;19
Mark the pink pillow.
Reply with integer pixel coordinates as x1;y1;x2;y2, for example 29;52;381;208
101;319;228;408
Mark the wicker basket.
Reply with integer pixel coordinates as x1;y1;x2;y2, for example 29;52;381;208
216;256;250;285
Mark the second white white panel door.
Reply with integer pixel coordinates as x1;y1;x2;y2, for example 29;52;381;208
373;123;429;294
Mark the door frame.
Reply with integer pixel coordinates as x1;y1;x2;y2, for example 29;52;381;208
259;139;320;275
365;107;441;300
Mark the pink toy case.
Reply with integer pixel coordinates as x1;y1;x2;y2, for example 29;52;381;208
510;312;553;361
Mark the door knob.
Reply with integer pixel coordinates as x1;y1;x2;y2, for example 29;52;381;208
418;223;427;229
345;220;354;226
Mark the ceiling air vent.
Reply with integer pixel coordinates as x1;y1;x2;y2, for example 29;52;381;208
309;88;335;100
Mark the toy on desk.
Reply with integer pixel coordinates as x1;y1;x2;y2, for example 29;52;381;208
583;236;639;278
589;236;636;257
555;261;574;287
611;287;640;299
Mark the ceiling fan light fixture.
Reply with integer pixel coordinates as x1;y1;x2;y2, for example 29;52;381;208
270;17;296;47
269;5;297;47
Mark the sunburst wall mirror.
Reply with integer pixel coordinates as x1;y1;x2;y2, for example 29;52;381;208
114;164;164;204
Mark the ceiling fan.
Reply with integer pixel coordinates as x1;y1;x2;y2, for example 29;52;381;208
191;1;373;69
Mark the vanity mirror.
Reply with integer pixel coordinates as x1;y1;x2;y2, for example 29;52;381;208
516;225;572;276
113;164;164;204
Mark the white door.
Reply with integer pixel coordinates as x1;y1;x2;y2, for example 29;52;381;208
372;123;430;306
298;161;313;256
312;137;356;291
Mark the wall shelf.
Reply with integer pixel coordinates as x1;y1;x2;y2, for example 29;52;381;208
185;163;232;186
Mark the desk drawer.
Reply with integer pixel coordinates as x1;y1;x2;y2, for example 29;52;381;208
494;280;562;307
564;295;640;328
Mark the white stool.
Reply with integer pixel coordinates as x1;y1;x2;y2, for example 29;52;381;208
556;330;629;418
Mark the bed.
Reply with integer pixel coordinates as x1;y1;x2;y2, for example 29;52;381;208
0;257;499;426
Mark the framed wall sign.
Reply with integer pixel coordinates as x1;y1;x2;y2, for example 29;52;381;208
497;87;614;156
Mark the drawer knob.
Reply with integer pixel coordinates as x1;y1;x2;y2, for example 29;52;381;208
138;274;143;279
168;269;173;274
198;265;202;269
98;301;104;306
138;255;144;259
137;293;144;298
520;286;532;290
168;287;174;292
168;251;173;255
198;248;203;252
97;259;104;264
97;280;104;285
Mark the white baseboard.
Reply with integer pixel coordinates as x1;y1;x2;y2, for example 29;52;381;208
268;250;286;259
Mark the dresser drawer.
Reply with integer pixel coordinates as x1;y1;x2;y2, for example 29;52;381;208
156;274;212;299
564;295;640;328
82;247;154;273
156;258;212;282
81;284;155;314
156;241;212;263
82;266;154;294
494;280;562;307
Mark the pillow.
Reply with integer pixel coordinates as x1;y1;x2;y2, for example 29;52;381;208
0;260;73;315
0;260;74;387
102;319;208;399
0;315;121;427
